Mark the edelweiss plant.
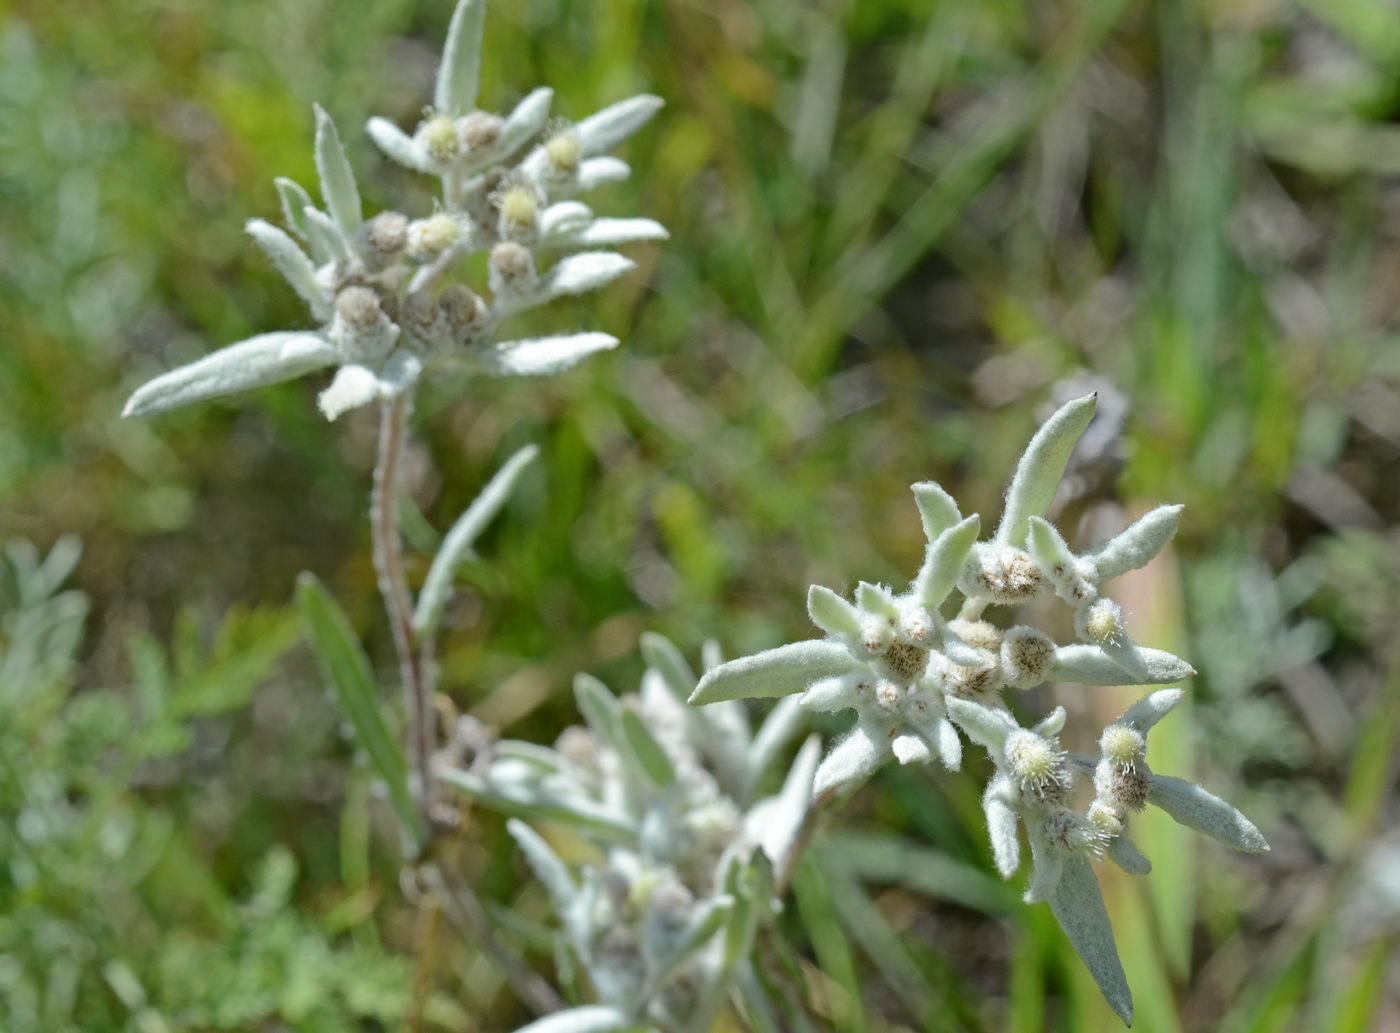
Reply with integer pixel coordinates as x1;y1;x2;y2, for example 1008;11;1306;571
440;634;818;1033
688;394;1269;1024
123;0;663;422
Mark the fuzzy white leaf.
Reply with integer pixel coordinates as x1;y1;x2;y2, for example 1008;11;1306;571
376;350;421;398
366;116;432;173
539;251;636;300
1048;855;1133;1025
506;818;576;911
915;513;981;608
1034;706;1067;737
1148;774;1270;853
509;1006;636;1033
1092;504;1183;583
1118;688;1184;733
912;481;961;540
747;734;820;869
1097;631;1150;682
934;716;963;770
302;205;352;263
799;674;865;714
273;177;315;243
995;394;1097;547
690;640;861;705
245;219;329;319
480;333;620;377
944;696;1016;758
435;0;485;114
807;585;862;640
892;733;932;765
1024;824;1064;904
413;444;540;638
499;87;554;155
577;156;631;191
313;105;361;235
1049;644;1195;685
574;94;663;156
1026;516;1078;579
539;201;594;240
552;217;669;249
123;332;336;418
983;775;1020;878
1107;835;1152;875
317;363;380;421
813;723;884;796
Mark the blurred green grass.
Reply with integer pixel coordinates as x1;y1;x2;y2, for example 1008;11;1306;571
2;0;1400;1029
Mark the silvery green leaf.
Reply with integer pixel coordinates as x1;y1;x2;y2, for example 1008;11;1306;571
438;766;634;840
1034;705;1067;737
690;640;861;704
639;632;697;701
574;673;622;744
641;631;748;789
743;695;803;799
508;1005;637;1033
499;87;554;155
652;895;734;989
313;105;362;235
577;156;631;191
982;774;1020;878
1147;774;1270;853
1027;516;1078;577
701;639;724;672
1118;688;1183;733
1091;504;1183;583
914;513;981;608
366;116;433;173
994;393;1097;547
506;818;576;911
807;584;862;640
480;333;620;377
813;723;884;796
434;0;485;114
123;332;337;417
302;205;352;263
539;201;594;240
891;733;932;765
912;481;961;540
747;734;820;870
855;581;899;617
944;696;1016;758
536;251;636;301
551;217;669;249
1023;823;1064;904
1097;631;1150;682
799;673;865;714
1107;834;1151;875
494;739;571;772
574;94;663;156
413;444;540;638
273;176;316;243
1049;644;1195;685
1048;855;1133;1025
317;363;379;421
246;218;330;319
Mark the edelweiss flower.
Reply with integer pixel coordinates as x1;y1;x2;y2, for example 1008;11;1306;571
122;0;665;423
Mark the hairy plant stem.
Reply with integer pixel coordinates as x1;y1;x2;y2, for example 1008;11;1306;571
372;393;433;834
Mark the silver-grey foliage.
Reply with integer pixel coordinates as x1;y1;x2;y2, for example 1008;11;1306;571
689;394;1270;1024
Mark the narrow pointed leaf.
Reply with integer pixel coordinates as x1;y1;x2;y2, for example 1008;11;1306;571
435;0;485;114
639;632;697;701
313;105;361;234
499;87;554;155
413;444;540;638
296;573;420;845
481;333;620;377
509;1005;636;1033
813;724;884;795
914;513;980;607
807;584;861;639
620;709;676;787
855;581;899;617
1092;505;1183;582
246;218;329;318
1147;774;1270;852
123;332;337;418
302;206;352;263
743;695;804;799
983;775;1021;878
366;116;432;173
1107;835;1152;874
577;156;630;191
317;364;379;421
552;217;669;249
994;394;1096;546
1118;688;1184;733
574;673;622;745
506;818;576;911
1023;825;1064;904
690;640;861;704
944;696;1016;757
1049;644;1194;686
1027;515;1078;578
912;481;961;539
1047;854;1133;1025
574;94;663;156
274;177;316;241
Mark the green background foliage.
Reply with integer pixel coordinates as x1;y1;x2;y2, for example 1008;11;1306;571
2;0;1398;1029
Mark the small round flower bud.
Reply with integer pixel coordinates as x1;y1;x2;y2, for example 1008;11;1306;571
358;211;409;269
546;130;581;174
334;285;381;328
329;287;398;363
554;726;598;769
488;241;537;295
1099;723;1145;769
1078;597;1125;646
897;604;937;648
458;111;503;152
419;114;461;164
1086;799;1124;836
1005;729;1071;806
859;614;894;656
948;619;1003;654
958;544;1047;605
405;213;464;263
874;680;904;713
497;184;541;245
437;284;487;339
1042;808;1109;857
1000;625;1056;690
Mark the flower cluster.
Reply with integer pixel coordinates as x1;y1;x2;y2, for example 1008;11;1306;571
123;0;665;422
688;394;1268;1024
438;634;817;1033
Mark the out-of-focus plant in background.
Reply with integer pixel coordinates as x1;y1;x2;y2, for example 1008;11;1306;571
2;0;1399;1030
